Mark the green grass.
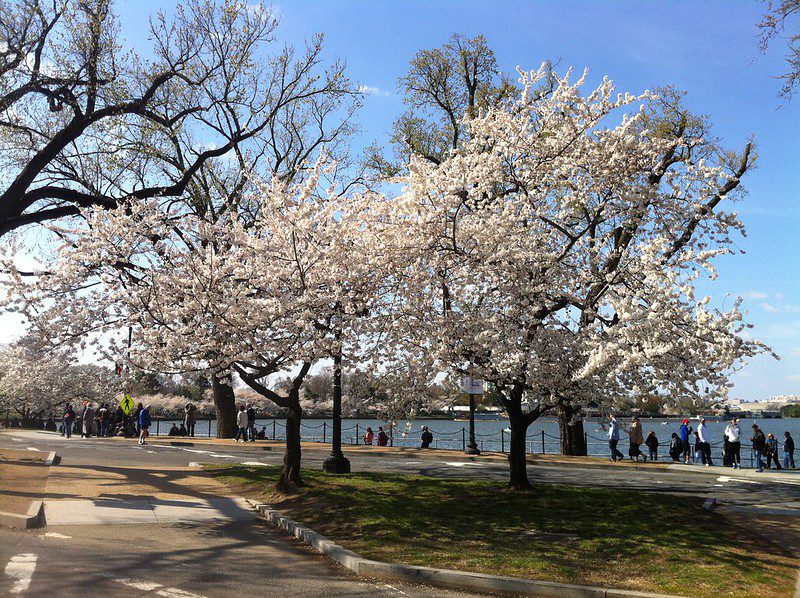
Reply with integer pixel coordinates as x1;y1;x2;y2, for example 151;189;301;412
208;465;798;597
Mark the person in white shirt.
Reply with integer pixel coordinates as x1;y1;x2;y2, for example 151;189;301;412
724;419;741;469
697;418;713;466
234;405;248;442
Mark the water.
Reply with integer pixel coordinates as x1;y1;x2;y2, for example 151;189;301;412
151;415;800;464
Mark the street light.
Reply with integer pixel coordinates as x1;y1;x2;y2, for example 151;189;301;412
323;336;350;474
461;376;482;455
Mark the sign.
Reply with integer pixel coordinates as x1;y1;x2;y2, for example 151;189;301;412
460;377;484;395
120;394;135;415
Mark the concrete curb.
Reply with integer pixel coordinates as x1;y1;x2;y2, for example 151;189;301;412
0;500;45;529
245;499;686;598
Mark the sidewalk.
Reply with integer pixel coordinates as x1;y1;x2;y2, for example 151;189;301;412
41;442;254;526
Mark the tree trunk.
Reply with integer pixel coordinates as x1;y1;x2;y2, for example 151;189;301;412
506;393;533;491
212;371;237;438
558;401;587;456
280;399;303;489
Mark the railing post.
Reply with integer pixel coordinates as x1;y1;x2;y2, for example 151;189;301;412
501;429;505;453
541;430;545;454
356;423;359;445
156;419;160;436
584;431;588;453
389;426;393;447
272;420;276;440
323;421;327;444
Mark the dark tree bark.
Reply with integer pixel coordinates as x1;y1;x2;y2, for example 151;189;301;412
504;384;535;491
558;401;587;456
280;396;303;489
212;372;237;438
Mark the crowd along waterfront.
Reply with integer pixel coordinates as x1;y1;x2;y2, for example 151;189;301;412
148;416;800;464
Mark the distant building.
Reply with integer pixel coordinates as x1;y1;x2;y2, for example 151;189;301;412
726;395;800;417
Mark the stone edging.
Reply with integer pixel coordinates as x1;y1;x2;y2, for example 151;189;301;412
244;499;686;598
0;500;44;529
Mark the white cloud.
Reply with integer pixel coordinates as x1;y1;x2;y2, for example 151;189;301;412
357;85;390;97
760;302;800;314
746;291;767;300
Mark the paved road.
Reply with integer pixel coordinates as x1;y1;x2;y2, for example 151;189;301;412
4;429;800;512
6;432;800;515
0;430;490;598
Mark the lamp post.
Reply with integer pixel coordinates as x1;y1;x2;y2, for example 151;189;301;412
323;336;350;474
461;376;482;455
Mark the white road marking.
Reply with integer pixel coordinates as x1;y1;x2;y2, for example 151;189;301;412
26;447;40;452
11;438;22;442
379;583;409;596
156;588;207;598
728;477;762;485
41;532;71;539
188;462;201;467
208;453;237;459
716;476;730;483
5;553;37;594
443;462;485;467
113;577;162;591
240;461;269;466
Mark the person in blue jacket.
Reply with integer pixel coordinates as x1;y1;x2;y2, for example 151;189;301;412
138;404;151;445
679;419;693;464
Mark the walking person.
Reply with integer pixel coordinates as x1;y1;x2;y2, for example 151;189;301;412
420;426;433;449
376;426;389;447
645;430;659;461
724;419;742;469
184;403;196;438
697;417;713;466
82;402;96;438
783;431;795;469
363;426;374;445
765;433;782;470
751;424;766;472
62;403;75;438
608;415;624;462
679;419;693;464
234;405;248;442
628;416;646;462
134;402;143;435
98;403;109;437
138;404;151;445
246;403;257;442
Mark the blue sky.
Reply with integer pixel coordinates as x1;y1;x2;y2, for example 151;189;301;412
7;1;799;401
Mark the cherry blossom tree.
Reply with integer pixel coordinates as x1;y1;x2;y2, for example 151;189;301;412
0;340;117;425
3;160;382;486
370;65;766;490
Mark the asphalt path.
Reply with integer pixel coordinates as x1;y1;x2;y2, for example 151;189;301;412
5;430;800;510
0;430;490;598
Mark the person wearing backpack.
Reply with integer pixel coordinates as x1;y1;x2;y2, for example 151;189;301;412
376;426;389;447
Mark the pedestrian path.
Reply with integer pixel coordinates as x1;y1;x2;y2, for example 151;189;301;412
45;496;253;525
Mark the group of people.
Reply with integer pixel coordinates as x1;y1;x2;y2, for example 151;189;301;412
234;403;259;442
607;415;796;471
61;401;139;439
362;425;391;446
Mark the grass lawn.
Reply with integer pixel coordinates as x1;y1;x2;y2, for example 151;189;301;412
207;465;798;597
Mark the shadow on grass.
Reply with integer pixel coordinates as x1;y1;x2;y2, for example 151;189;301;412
208;464;798;597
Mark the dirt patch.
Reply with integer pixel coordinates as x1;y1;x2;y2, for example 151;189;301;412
0;457;49;515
